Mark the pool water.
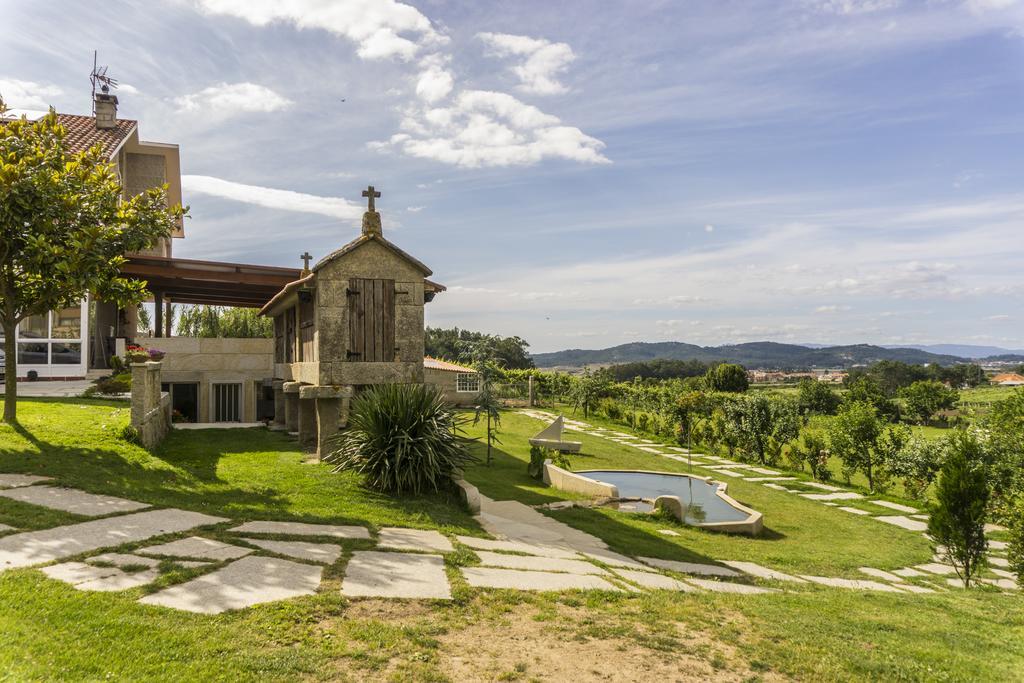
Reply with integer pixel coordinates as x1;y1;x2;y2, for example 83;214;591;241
579;470;751;525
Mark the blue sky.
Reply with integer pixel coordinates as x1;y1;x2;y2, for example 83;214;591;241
2;0;1023;352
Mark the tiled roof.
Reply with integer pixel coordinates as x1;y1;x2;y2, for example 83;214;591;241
992;373;1024;383
423;357;477;373
56;113;136;158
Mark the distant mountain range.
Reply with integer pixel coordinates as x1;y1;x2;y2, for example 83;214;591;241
531;341;1024;370
883;344;1024;359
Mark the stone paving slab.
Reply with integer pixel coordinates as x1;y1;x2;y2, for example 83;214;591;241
42;561;122;585
579;549;651;570
475;550;609;575
639;558;741;578
142;556;323;614
747;467;780;476
723;561;807;583
173;561;211;569
990;540;1008;551
896;583;937;594
858;567;905;583
745;476;796;483
614;568;695;591
913;563;957;575
657;529;680;536
801;482;843;492
87;553;161;569
81;568;161;592
229;521;371;539
0;523;16;533
990;556;1010;568
870;500;918;514
800;575;905;593
454;536;581;559
0;509;227;571
802;491;863;501
462;567;619;592
687;578;775;594
710;469;745;478
892;567;927;578
837;506;870;515
763;483;792;492
377;528;453;553
991;567;1015;579
244;539;342;564
342;551;450;600
875;515;928;532
139;536;253;561
0;486;150;517
0;474;52;489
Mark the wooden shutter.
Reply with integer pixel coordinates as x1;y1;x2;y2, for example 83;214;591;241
274;315;285;362
299;293;315;362
284;306;296;363
348;278;395;362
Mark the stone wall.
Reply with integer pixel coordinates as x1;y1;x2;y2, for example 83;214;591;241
153;337;274;422
130;361;171;449
424;367;480;407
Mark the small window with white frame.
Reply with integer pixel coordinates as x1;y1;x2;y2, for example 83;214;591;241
456;372;480;393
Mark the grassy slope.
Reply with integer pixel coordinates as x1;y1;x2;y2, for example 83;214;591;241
0;399;1020;681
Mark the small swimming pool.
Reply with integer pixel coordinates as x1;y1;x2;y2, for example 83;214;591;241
579;470;755;527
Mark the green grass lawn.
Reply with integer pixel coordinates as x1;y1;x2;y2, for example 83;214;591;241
0;398;1020;681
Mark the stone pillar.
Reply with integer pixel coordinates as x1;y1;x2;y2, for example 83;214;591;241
130;363;148;426
528;376;536;407
298;396;317;452
272;380;286;427
300;385;354;461
282;381;301;432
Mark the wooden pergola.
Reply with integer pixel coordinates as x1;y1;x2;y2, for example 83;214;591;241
121;255;301;337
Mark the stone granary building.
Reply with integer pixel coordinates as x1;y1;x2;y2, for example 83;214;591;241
258;188;448;458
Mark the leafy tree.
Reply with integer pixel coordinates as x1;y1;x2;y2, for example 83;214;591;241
797;378;841;416
881;434;946;502
704;363;749;392
177;305;272;338
982;389;1024;519
606;359;711;382
0;107;183;421
472;359;503;465
1007;496;1024;585
569;369;608;418
425;326;533;369
788;432;833;481
900;380;959;425
725;393;799;465
927;431;989;588
828;401;890;491
672;390;707;449
844;376;900;422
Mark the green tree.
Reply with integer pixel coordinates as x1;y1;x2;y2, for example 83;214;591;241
704;363;749;392
828;401;887;491
569;369;608;418
788;432;833;481
983;389;1024;516
424;326;533;369
472;358;503;465
1007;496;1024;585
927;431;989;588
844;376;900;422
725;393;799;465
672;390;707;450
900;380;959;425
881;434;946;502
0;107;183;421
176;305;272;338
797;378;841;416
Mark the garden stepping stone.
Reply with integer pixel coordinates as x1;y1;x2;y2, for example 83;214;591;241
0;474;52;489
474;550;609;575
462;567;619;592
875;515;928;532
0;486;149;517
174;561;212;569
710;469;745;478
244;539;342;565
914;563;958;575
801;482;843;491
891;583;936;594
0;524;16;533
41;561;160;592
0;509;227;571
614;568;695;591
579;549;651;570
990;540;1008;551
377;528;453;553
341;551;450;600
229;521;370;539
990;556;1010;568
639;558;741;578
87;553;160;569
801;492;863;501
722;561;807;583
985;523;1007;533
838;506;870;515
747;467;780;476
763;483;792;492
870;500;918;514
687;578;775;594
991;567;1015;579
141;555;323;614
657;529;680;537
745;476;795;483
858;567;905;583
892;567;927;578
799;576;905;593
138;536;253;561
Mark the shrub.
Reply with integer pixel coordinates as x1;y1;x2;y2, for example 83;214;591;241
599;398;622;421
325;384;477;494
636;413;650;433
788;433;833;481
927;431;989;588
93;373;131;395
527;445;567;480
1007;496;1024;584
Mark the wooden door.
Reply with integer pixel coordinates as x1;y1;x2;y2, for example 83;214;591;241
348;278;395;362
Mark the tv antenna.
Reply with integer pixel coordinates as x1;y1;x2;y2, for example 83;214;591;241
89;50;118;113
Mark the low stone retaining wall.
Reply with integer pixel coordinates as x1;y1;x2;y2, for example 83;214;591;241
130;361;171;449
452;477;481;514
542;461;619;498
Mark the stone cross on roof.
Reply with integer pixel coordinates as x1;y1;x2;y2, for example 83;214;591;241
300;251;313;274
361;185;381;212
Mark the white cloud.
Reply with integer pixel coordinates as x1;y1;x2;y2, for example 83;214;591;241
415;54;454;102
814;304;851;314
809;0;900;15
182;175;361;220
406;205;425;212
0;78;61;109
987;314;1012;320
477;32;576;95
704;224;715;232
195;0;447;61
175;82;292;115
373;89;609;167
118;83;140;95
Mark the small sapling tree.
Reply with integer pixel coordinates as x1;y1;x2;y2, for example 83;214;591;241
472;358;503;465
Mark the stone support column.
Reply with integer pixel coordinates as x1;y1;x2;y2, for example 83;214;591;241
272;380;286;427
297;395;317;452
282;381;301;432
300;385;354;461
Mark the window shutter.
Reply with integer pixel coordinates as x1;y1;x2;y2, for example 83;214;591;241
348;278;395;362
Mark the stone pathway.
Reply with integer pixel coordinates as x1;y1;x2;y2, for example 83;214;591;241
475;550;610;575
229;521;371;539
244;539;342;564
0;474;52;489
0;486;150;517
138;536;253;561
378;527;453;553
342;551;451;600
462;567;619;592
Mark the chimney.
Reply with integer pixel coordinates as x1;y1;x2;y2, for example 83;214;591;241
94;85;118;129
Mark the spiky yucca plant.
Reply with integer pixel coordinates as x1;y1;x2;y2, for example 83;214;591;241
326;383;476;494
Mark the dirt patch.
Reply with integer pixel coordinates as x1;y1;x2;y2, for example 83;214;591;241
435;604;770;682
344;598;437;622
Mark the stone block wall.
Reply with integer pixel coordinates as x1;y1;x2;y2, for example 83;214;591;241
130;361;171;449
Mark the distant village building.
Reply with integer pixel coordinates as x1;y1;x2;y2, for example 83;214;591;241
991;372;1024;386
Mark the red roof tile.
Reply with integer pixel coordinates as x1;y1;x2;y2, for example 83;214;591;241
56;113;136;158
423;357;476;373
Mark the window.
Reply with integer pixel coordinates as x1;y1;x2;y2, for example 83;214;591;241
19;314;47;339
50;343;81;364
456;373;480;393
51;306;81;339
12;303;86;368
212;383;242;422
